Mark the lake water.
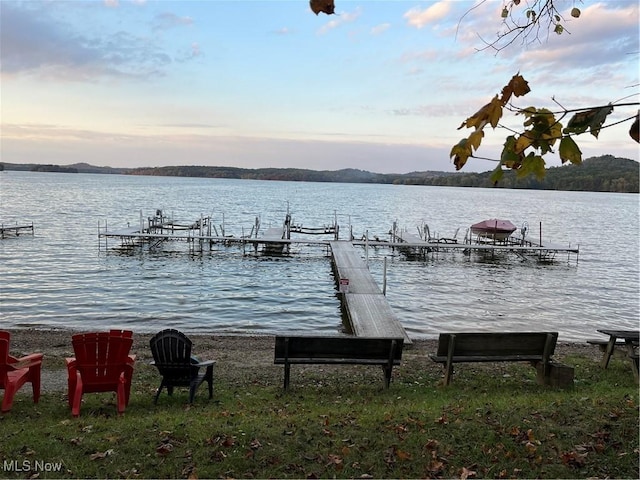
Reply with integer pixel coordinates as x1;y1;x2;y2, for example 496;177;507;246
1;171;638;342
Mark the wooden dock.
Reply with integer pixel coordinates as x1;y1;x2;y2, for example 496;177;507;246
261;226;288;254
330;241;411;344
1;222;34;239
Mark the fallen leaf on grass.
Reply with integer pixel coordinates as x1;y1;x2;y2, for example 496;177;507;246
560;450;587;468
326;454;343;471
460;466;477;479
396;449;412;461
89;449;114;460
250;438;262;450
156;443;174;456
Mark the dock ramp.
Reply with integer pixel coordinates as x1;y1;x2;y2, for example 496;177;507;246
330;241;411;344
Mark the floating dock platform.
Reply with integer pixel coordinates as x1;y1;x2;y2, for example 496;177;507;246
1;222;34;239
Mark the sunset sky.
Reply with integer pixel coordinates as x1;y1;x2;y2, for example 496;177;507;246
1;0;638;173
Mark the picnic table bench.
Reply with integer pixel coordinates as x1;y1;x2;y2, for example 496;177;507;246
587;338;628;352
595;329;639;384
429;332;572;386
274;336;404;390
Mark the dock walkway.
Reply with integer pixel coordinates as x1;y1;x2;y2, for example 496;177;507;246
329;241;411;344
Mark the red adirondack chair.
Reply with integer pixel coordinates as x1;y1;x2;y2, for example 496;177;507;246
1;331;43;413
65;330;136;417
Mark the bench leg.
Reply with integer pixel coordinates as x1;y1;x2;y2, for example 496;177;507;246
625;341;639;384
601;337;617;369
382;366;391;389
444;361;454;386
284;363;291;390
630;356;639;385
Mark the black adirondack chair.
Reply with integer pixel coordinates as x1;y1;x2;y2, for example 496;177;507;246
149;329;215;404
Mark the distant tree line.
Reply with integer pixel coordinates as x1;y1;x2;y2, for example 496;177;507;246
29;164;78;173
400;156;639;193
2;155;637;193
127;155;638;193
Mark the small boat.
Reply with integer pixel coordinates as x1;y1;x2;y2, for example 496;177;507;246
470;218;517;241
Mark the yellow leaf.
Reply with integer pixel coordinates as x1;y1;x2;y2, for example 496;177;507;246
450;138;472;171
486;96;504;128
459;95;502;130
468;130;484;151
514;133;533;154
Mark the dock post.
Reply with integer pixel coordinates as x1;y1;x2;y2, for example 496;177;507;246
383;257;387;295
365;230;369;267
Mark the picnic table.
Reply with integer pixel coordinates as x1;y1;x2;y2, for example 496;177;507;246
597;329;639;383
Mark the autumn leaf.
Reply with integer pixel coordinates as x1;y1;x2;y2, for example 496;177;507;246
467;130;484;151
250;438;262;450
500;135;521;169
559;136;582;164
514;132;533;154
564;105;614;138
459;95;503;130
90;449;114;460
222;436;236;447
560;450;587;468
490;165;505;186
460;466;477;479
326;454;343;470
156;443;174;456
395;448;412;461
450;138;472;171
310;0;335;15
500;73;531;103
629;112;639;143
520;108;561;153
517;153;545;180
424;439;439;451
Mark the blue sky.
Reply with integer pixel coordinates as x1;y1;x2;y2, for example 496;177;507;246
1;0;638;173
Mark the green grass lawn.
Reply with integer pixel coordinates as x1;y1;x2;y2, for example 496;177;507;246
1;353;638;479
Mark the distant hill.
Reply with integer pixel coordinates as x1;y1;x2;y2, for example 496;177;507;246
1;155;637;193
125;165;452;184
404;155;639;193
1;162;126;174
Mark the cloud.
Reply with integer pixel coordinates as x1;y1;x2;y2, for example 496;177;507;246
370;23;391;36
404;1;452;29
317;7;362;35
0;2;191;81
516;2;640;70
152;12;194;31
104;0;147;7
273;27;295;35
399;49;440;64
390;102;474;118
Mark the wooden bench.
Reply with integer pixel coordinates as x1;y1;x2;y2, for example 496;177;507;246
429;332;566;386
274;336;404;390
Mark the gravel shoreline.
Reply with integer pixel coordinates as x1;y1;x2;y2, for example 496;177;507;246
5;328;604;394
